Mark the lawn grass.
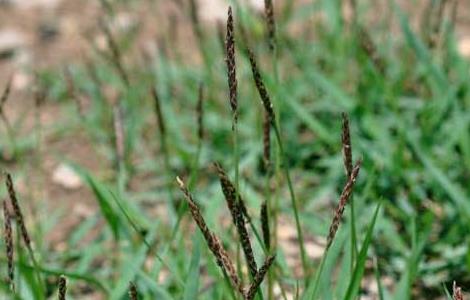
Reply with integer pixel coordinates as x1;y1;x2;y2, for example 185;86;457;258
0;0;469;299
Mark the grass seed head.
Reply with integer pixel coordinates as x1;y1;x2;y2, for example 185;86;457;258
326;159;362;249
5;173;32;251
176;176;244;295
3;200;14;292
260;201;270;250
150;86;166;137
0;75;13;115
263;0;276;51
226;6;238;124
58;275;67;300
213;163;257;278
245;254;276;300
341;112;353;177
357;27;385;74
247;49;275;124
129;281;138;300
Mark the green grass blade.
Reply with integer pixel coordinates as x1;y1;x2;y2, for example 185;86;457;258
343;204;381;300
183;232;202;300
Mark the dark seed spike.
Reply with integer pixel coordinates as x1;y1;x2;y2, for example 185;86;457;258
3;200;14;292
176;177;244;296
260;201;270;250
263;0;276;51
357;26;385;74
245;255;276;300
99;19;130;86
58;275;67;300
5;173;32;251
225;6;238;124
129;281;138;300
247;49;275;124
150;86;166;137
326;159;362;249
341;113;353;177
0;75;13;109
213;162;258;278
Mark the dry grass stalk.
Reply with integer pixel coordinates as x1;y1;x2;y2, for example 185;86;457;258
189;0;202;42
357;27;385;74
3;200;14;292
5;173;32;251
113;105;125;166
0;75;12;114
58;275;67;300
213;162;258;278
99;19;130;86
150;86;166;137
260;201;270;250
427;0;447;49
247;49;275;124
197;83;204;142
326;159;362;249
176;176;244;295
245;255;276;300
63;67;85;117
225;6;238;124
341;113;353;177
453;281;463;300
263;0;276;51
129;281;138;300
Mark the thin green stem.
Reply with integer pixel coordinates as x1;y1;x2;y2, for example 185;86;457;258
25;244;45;299
350;197;358;274
272;125;308;279
309;249;328;299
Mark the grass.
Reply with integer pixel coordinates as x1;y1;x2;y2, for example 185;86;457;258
0;0;469;299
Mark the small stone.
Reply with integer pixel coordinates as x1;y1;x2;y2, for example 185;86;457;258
458;37;470;58
52;164;82;190
0;29;27;60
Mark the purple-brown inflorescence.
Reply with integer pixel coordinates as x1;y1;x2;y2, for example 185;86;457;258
58;275;67;300
5;173;32;251
225;6;238;124
341;113;353;177
0;76;13;115
213;162;258;278
263;0;276;51
453;281;463;300
129;281;138;300
150;86;166;137
260;201;270;250
99;19;130;86
247;49;275;125
3;200;14;292
326;159;362;249
245;255;276;300
176;176;244;296
357;26;385;74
